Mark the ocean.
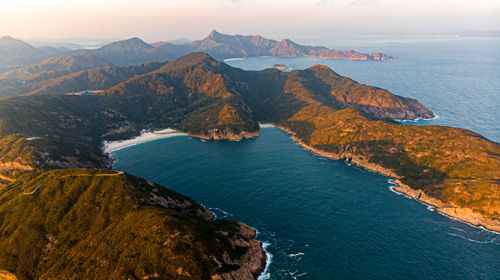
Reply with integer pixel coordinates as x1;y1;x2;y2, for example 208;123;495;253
111;38;500;279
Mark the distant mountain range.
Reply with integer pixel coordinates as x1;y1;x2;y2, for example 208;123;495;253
0;31;392;73
155;30;393;60
0;31;393;97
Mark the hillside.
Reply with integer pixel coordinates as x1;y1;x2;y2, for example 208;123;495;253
0;54;114;97
29;62;165;95
0;54;113;81
0;36;47;71
0;169;265;280
78;38;174;66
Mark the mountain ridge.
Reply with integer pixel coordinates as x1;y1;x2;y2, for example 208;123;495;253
76;37;174;66
174;30;393;60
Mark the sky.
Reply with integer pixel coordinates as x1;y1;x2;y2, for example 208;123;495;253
1;0;499;42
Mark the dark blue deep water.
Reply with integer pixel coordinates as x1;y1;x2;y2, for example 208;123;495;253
112;38;500;279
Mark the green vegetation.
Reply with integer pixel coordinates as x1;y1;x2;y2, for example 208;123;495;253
0;169;256;279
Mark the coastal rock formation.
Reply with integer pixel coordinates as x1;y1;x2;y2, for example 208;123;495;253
213;223;267;280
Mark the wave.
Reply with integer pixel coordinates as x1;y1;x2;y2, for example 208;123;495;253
388;185;408;197
288;252;305;257
209;207;233;218
394;115;440;123
292;272;308;279
388;184;500;236
257;241;273;280
446;232;499;244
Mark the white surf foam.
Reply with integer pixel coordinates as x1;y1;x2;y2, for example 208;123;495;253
257;241;273;280
447;232;499;244
388;183;500;236
394;115;440;123
288;252;305;257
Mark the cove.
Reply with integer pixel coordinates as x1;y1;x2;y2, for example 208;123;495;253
111;127;500;280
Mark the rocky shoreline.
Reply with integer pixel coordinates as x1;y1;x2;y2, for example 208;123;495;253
272;124;500;234
189;129;261;141
214;222;267;280
104;129;267;280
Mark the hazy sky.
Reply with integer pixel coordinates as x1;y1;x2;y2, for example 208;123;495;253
1;0;499;41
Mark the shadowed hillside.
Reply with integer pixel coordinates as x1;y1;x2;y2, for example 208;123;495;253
76;38;174;67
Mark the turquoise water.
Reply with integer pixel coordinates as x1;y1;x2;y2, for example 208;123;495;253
112;38;500;279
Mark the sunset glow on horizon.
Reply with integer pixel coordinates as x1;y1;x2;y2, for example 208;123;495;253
1;0;500;41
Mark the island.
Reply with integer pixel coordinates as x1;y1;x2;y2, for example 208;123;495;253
0;52;498;279
154;30;394;61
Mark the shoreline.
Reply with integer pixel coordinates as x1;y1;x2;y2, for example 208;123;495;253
105;129;268;280
272;124;500;234
102;128;188;153
394;115;440;123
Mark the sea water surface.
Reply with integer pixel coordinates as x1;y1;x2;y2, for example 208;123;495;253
112;38;500;279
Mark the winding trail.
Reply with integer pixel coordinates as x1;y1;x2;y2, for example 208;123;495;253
21;185;42;195
12;171;125;196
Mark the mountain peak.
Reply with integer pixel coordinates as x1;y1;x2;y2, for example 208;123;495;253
208;29;222;38
0;36;28;45
101;37;152;51
158;52;219;72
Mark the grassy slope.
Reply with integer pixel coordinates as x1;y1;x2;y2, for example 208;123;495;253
0;169;255;280
280;105;500;220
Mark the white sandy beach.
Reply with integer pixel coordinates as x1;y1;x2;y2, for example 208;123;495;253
102;128;188;153
259;123;275;128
